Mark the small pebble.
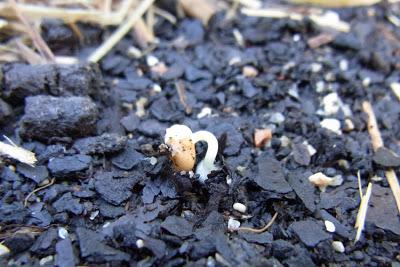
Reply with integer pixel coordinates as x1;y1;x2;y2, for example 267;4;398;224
293;34;301;42
136;239;144;249
127;46;142;58
302;140;317;156
152;84;162;93
254;128;272;148
39;255;53;266
233;203;247;213
324;72;335;82
58;227;68;239
149;157;157;166
280;136;291;147
316;81;326;93
207;256;216;267
353;251;364;260
242;66;258;78
322;92;342;115
197;107;212;119
362;77;371;87
228;217;240;230
146;55;159;67
320;118;342;135
0;243;10;257
332;241;345;253
390;82;400;99
226;175;232;185
90;210;99;220
311;63;322;73
339;59;348;71
270;112;285;124
325;220;336;232
288;86;299;99
343;119;354;132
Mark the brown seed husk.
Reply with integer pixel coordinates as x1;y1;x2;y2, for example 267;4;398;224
168;138;196;171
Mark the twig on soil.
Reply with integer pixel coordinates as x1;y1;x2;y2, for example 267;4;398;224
175;80;192;115
362;101;400;213
24;178;56;207
0;0;135;26
354;181;373;242
286;0;381;7
154;7;177;25
8;0;55;63
385;170;400;213
307;32;335;49
133;18;155;48
179;0;221;25
362;101;383;151
241;7;350;32
15;38;44;64
88;0;155;63
237;212;278;233
0;138;37;166
67;21;84;44
390;83;400;101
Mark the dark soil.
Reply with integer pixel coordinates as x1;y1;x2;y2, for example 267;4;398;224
1;2;400;267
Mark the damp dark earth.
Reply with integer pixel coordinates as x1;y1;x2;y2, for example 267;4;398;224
0;1;400;266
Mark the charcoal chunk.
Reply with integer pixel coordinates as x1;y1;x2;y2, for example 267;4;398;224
94;172;140;205
367;185;400;235
239;232;273;244
98;200;126;218
16;164;49;184
112;145;143;170
332;33;362;50
76;227;130;263
287;170;316;212
52;192;83;215
150;97;182;122
74;133;127;155
161;216;193;237
372;147;400;168
20;95;98;140
3;64;55;103
56;64;102;96
48;154;92;178
0;202;28;224
0;98;12;123
30;228;58;256
55;237;75;267
289;220;330;247
253;154;292;194
292;143;311;166
3;234;34;254
120;113;140;132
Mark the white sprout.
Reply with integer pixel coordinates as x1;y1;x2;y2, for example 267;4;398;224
191;130;219;182
164;124;219;182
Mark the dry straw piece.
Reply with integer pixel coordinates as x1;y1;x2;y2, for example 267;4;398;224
362;101;400;213
0;139;37;166
88;0;156;63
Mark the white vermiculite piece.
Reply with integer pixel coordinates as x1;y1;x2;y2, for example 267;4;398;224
324;220;336;233
233;203;247;213
332;241;345;253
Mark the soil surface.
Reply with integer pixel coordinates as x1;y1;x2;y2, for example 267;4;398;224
1;2;400;267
